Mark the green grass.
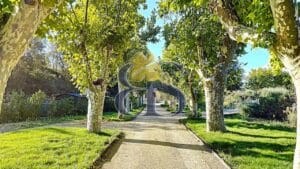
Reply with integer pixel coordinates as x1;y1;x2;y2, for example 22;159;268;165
182;115;296;169
103;106;144;121
0;115;86;133
0;127;120;169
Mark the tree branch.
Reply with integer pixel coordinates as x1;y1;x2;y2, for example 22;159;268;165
269;0;299;57
212;0;276;47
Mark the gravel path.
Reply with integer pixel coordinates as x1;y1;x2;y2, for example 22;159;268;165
102;106;230;169
1;105;230;169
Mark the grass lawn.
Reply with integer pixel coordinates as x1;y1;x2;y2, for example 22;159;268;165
182;115;296;169
103;106;144;121
0;115;86;133
0;127;120;169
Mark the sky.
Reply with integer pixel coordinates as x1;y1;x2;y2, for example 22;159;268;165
140;0;270;75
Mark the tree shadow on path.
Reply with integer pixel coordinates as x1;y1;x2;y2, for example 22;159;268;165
124;138;212;152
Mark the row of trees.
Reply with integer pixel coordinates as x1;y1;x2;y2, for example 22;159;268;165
1;0;300;168
158;0;300;168
0;0;158;133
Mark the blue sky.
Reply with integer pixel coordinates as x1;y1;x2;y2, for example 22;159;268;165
140;0;269;74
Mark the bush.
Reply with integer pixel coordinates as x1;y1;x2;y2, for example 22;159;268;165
28;90;46;119
239;87;294;121
0;90;44;123
49;98;74;117
0;91;87;123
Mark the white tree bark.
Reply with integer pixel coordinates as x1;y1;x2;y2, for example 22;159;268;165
86;87;106;133
0;0;63;113
294;78;300;169
281;56;300;169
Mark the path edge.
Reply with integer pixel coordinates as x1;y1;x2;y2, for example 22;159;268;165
91;132;125;169
180;120;231;169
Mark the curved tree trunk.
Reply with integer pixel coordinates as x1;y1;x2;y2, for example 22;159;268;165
0;0;63;114
294;77;300;169
212;0;300;167
86;87;106;133
281;56;300;169
203;76;226;132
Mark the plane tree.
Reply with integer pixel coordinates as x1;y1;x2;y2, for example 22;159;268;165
160;3;244;131
0;0;64;114
199;0;300;167
44;0;145;132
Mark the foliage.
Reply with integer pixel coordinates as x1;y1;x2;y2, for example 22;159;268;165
139;10;161;44
44;0;145;93
182;116;295;169
5;38;76;96
1;90;30;122
0;127;120;169
29;90;47;117
1;90;46;122
240;88;294;121
0;0;15;29
0;91;87;123
230;0;273;34
246;68;292;90
48;98;74;117
226;62;244;91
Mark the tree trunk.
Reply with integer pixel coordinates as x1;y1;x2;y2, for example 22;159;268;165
189;82;198;117
117;77;123;118
0;0;63;113
212;0;300;166
203;74;226;132
192;98;198;117
86;87;106;133
281;56;300;169
294;77;300;169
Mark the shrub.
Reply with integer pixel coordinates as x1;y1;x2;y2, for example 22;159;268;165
28;90;46;119
240;103;260;119
239;87;294;121
4;90;47;121
0;91;87;123
49;98;74;117
0;91;31;123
